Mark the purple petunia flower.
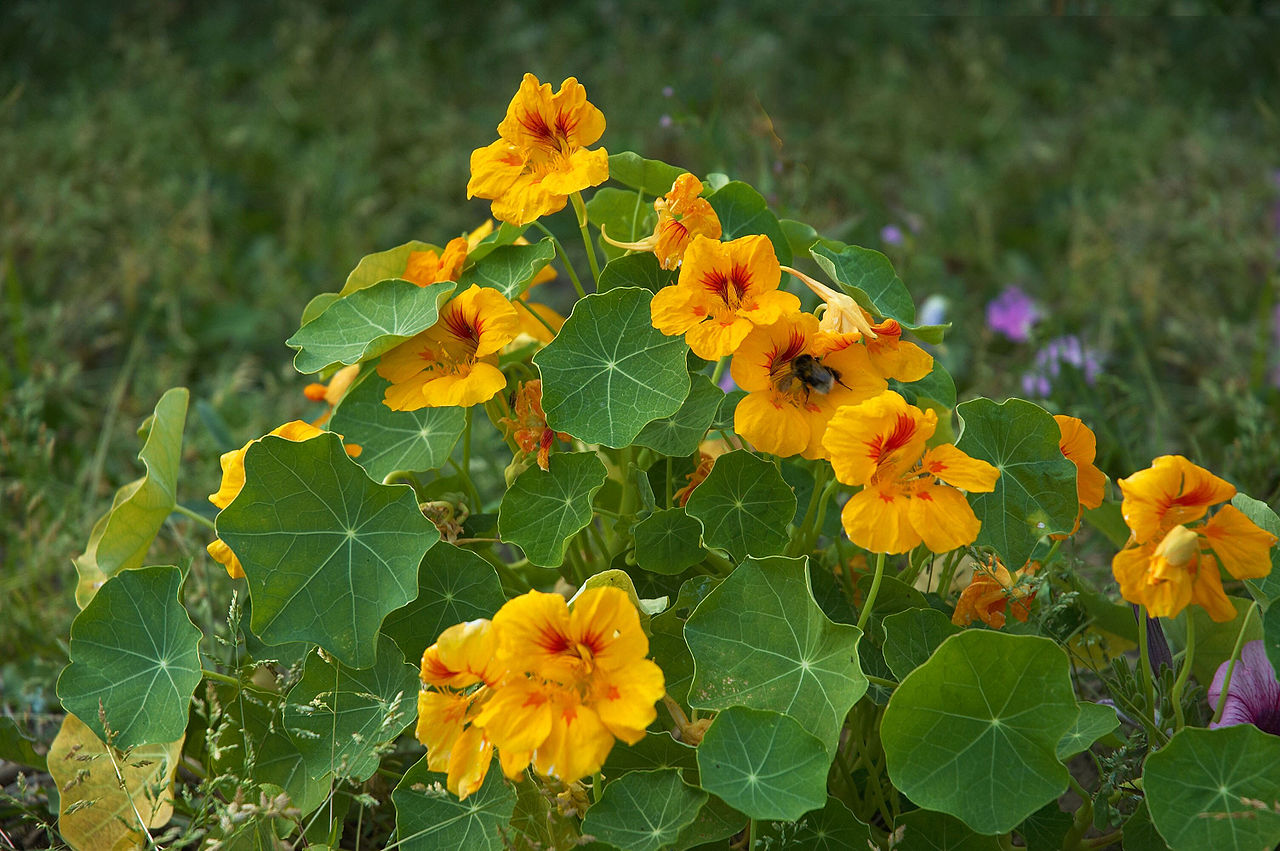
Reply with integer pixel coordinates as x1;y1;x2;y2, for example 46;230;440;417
985;285;1041;342
880;224;904;246
1208;641;1280;735
1020;334;1103;398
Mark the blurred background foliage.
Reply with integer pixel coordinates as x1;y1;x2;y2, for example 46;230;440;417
1;2;1278;714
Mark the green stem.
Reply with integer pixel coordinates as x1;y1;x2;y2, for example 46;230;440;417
855;551;888;632
571;191;601;285
865;674;898;689
201;669;241;688
1212;600;1259;725
805;476;840;553
532;221;587;298
516;297;559;337
1170;614;1195;731
173;504;217;531
1061;775;1094;851
710;356;729;385
789;464;829;556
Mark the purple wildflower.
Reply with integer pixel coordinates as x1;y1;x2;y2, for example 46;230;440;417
1020;334;1102;398
880;224;904;246
662;86;674;98
985;285;1041;343
1208;640;1280;735
717;370;737;394
658;114;673;129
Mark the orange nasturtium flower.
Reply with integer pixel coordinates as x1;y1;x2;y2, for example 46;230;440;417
602;173;723;269
207;421;357;579
650;234;800;360
467;74;609;226
1111;455;1276;621
953;559;1041;629
730;312;885;459
376;285;520;411
822;390;999;554
302;363;361;427
415;588;664;799
499;380;567;471
674;453;715;506
404;238;469;287
1052;414;1106;538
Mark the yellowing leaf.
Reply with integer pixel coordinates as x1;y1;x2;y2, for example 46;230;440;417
48;714;183;851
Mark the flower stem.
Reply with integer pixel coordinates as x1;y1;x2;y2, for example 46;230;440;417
855;551;888;632
1170;615;1195;730
571;191;601;285
173;503;216;531
516;297;559;338
532;221;588;299
1211;600;1259;725
710;356;729;385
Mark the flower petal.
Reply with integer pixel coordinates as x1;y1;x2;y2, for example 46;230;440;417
908;483;983;553
840;484;920;554
1201;505;1278;581
920;444;999;493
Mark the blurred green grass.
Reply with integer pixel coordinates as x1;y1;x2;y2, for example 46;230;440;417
2;3;1278;708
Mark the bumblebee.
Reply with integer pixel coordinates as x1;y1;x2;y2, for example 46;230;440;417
778;354;849;400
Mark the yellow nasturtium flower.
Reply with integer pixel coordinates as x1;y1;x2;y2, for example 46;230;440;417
730;312;885;460
603;173;723;269
414;587;665;799
650;234;800;360
822;390;999;554
377;285;520;411
206;420;354;579
467;74;609;226
1111;455;1275;621
1052;414;1106;538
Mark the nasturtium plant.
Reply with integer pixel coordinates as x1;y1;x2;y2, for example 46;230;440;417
51;70;1280;850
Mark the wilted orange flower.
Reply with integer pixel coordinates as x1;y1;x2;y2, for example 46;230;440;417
650;234;800;360
822;391;999;554
1052;414;1106;538
1112;455;1276;621
404;238;469;287
953;559;1040;629
499;380;567;470
467;74;609;226
674;453;715;506
206;421;358;579
377;285;520;410
730;312;885;459
602;173;722;269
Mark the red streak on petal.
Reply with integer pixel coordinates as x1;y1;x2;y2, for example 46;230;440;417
867;413;918;463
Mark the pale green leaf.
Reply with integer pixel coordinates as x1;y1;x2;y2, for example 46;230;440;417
338;240;440;297
633;508;706;576
534;287;690;447
607;152;687;196
707;181;792;265
684;451;794;562
74;387;188;607
810;242;915;323
1056;701;1118;760
598;251;675;293
57;565;202;750
633;374;724;457
458;239;556;300
217;433;439;668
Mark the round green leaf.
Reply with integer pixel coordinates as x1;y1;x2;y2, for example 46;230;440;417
598;252;675;294
673;794;747;849
758;796;872;850
458;239;555;300
881;631;1079;835
327;371;465;481
683;450;795;562
707;181;792;265
634;508;707;575
380;543;506;664
74;387;188;607
685;556;866;754
218;433;439;668
1145;726;1280;851
810;242;915;323
217;692;330;815
534;287;690;447
284;634;418;782
498;451;608;567
287;278;456;374
582;769;707;851
634;374;724;457
602;731;697;777
882;607;961;682
696;706;828;821
607;151;686;196
392;755;516;851
896;809;1002;850
1056;701;1119;760
954;397;1079;570
57;565;202;751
